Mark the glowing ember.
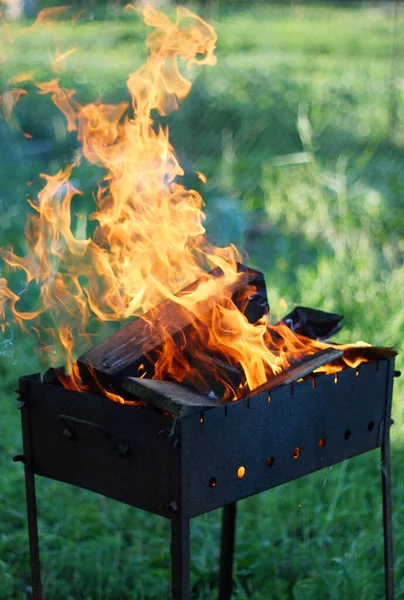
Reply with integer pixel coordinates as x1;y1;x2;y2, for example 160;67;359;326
0;4;381;401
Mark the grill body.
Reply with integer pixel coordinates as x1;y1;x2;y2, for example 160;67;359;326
17;359;396;600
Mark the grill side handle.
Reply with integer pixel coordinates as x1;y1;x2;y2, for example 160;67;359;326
59;414;129;457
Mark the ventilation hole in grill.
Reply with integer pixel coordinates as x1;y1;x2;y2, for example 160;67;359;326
311;376;316;389
334;373;339;384
356;368;360;377
200;415;204;424
208;477;216;488
293;447;301;459
318;438;326;450
266;456;274;467
344;429;351;440
268;393;271;403
368;421;375;432
237;466;246;479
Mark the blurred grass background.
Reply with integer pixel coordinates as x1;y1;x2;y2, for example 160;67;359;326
0;1;403;598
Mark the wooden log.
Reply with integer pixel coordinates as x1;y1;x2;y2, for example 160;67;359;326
77;263;268;392
123;377;220;417
181;350;244;399
241;346;398;399
332;345;397;365
123;349;345;415
239;348;344;399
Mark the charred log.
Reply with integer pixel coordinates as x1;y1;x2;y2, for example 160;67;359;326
123;348;344;414
281;306;343;341
123;377;220;417
77;263;268;393
239;348;344;399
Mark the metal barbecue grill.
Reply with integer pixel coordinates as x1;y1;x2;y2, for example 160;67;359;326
15;356;397;600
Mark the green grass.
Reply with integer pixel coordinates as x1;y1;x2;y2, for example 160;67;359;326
0;3;404;599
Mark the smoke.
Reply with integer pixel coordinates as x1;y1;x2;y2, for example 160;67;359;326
0;328;14;358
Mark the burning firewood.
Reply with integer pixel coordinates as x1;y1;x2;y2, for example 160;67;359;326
123;377;220;417
122;344;397;414
77;263;268;393
238;347;344;398
123;348;344;415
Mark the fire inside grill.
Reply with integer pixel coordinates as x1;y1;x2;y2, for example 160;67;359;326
0;3;393;400
0;4;399;600
17;350;398;600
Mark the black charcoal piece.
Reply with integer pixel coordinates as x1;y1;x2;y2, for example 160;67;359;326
281;306;343;341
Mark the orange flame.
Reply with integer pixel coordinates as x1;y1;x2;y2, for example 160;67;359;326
25;5;71;32
36;79;78;131
8;72;35;85
56;362;136;405
49;47;79;73
0;4;374;401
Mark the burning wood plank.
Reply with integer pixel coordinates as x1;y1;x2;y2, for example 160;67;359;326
123;377;220;417
242;348;344;398
243;346;397;399
77;263;268;392
124;349;345;415
333;345;397;366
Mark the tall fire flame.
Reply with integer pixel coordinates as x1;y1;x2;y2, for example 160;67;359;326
0;4;376;400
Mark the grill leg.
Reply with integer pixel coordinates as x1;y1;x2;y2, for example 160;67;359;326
219;502;237;600
24;464;42;600
381;433;394;600
171;514;191;600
